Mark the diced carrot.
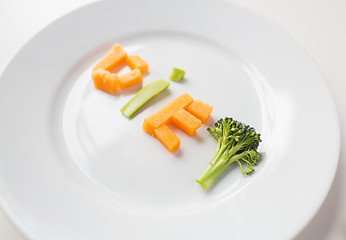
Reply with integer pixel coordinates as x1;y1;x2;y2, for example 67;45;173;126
118;69;142;89
142;93;194;136
143;93;213;152
126;55;149;73
92;69;118;94
154;124;180;152
172;108;201;136
186;99;213;123
92;43;127;72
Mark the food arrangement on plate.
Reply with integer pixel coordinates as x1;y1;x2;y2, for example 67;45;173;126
91;43;262;189
0;1;339;239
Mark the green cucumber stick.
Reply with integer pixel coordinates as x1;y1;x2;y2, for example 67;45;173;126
169;67;185;82
120;79;170;118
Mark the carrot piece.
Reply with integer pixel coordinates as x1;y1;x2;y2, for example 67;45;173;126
154;124;180;153
126;55;149;73
92;43;127;72
186;99;213;123
172;108;202;136
118;69;142;89
142;93;194;136
92;69;118;94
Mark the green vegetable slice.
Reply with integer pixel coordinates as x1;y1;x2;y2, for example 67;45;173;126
120;79;170;118
169;67;185;82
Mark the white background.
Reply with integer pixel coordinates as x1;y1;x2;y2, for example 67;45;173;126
0;0;345;239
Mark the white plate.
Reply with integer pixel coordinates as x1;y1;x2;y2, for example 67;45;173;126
0;0;340;239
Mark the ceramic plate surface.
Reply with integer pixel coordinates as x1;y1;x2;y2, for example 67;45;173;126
0;0;340;239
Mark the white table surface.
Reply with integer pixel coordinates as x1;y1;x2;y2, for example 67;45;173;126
1;0;345;239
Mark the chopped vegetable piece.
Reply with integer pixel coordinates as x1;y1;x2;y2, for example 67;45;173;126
196;118;261;189
154;124;180;152
169;67;185;82
118;69;142;89
171;108;201;136
143;93;213;152
126;55;149;73
92;43;127;73
92;69;118;94
91;44;150;92
121;79;170;118
186;99;214;123
142;93;194;136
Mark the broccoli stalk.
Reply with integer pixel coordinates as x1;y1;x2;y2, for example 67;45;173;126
196;118;261;189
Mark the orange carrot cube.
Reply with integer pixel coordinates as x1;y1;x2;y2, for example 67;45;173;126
186;99;213;123
172;108;201;136
126;55;149;73
92;69;118;94
92;43;127;73
118;69;142;89
154;124;180;153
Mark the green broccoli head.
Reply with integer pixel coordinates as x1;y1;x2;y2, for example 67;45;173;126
196;117;261;189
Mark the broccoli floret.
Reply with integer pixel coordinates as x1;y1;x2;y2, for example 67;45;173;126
196;117;261;189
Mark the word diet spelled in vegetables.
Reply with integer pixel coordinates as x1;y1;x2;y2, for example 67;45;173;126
91;43;261;189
